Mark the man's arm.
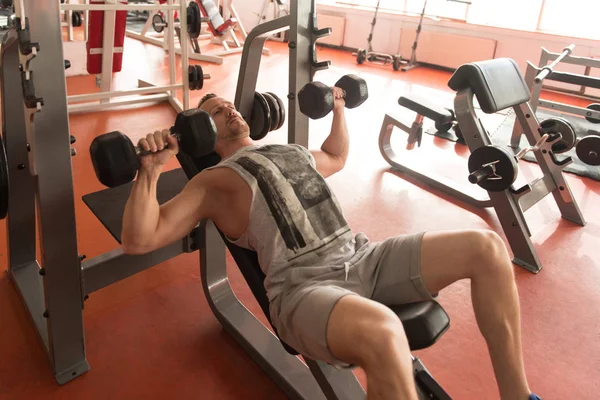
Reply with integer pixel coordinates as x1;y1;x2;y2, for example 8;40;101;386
311;87;349;178
121;170;209;255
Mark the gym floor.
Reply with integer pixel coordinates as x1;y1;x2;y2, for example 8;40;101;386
1;31;599;399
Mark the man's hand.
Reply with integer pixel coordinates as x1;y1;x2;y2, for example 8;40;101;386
138;129;179;170
332;86;346;113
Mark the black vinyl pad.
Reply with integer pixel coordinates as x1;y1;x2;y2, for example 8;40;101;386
398;93;454;124
390;301;450;351
448;58;530;114
82;168;189;243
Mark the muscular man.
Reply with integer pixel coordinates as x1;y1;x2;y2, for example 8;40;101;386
122;89;541;400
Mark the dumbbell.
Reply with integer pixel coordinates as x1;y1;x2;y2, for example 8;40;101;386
90;108;217;187
540;117;600;166
188;65;211;91
467;134;550;192
247;92;286;140
152;2;206;39
297;74;368;120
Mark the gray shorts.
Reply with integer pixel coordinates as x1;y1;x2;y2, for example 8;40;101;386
269;231;433;367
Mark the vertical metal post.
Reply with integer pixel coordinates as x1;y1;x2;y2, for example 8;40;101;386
99;0;117;99
288;0;314;147
23;0;89;384
179;0;190;110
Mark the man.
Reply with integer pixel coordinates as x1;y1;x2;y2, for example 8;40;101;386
121;89;540;400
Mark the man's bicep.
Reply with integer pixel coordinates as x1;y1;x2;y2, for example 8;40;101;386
310;150;343;178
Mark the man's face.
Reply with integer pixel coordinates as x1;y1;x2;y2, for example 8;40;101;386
200;96;250;142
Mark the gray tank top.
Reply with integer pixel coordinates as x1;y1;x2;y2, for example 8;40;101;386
207;144;355;301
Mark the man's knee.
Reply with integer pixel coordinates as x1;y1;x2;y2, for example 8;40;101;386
468;230;513;277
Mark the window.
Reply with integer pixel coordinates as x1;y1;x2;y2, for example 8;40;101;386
538;0;600;40
466;0;544;32
335;0;469;21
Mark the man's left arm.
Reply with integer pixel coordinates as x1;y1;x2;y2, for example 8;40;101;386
311;87;349;178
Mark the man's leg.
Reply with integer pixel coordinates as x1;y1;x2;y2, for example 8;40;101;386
326;295;419;400
419;229;531;400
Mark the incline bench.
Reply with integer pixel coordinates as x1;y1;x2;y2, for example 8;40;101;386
83;148;452;399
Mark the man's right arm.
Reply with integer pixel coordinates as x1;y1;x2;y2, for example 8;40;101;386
121;169;210;255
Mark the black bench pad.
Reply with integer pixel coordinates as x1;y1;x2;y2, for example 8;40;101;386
390;301;450;351
398;93;454;124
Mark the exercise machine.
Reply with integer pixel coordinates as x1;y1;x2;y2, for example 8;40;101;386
59;0;209;114
511;44;600;164
379;58;586;273
3;0;451;397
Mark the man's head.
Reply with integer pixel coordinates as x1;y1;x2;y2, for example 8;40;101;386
198;94;250;145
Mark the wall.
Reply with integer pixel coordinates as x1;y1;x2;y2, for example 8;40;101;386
236;3;600;83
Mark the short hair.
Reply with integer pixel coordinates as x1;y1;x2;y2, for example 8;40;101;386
198;93;218;108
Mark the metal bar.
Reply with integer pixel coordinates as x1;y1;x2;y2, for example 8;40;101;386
61;4;181;11
517;175;553;213
25;0;89;384
455;89;543;273
167;95;184;114
541;69;600;90
539;47;600;69
305;358;365;400
1;30;38;270
288;0;314;147
179;0;189;110
68;93;171;114
8;261;50;354
534;44;574;83
167;0;177;103
67;84;181;103
233;16;290;119
514;103;585;226
378;114;492;208
537;99;600;120
199;221;328;400
81;242;186;295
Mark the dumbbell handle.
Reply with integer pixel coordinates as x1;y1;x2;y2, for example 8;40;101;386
135;128;179;157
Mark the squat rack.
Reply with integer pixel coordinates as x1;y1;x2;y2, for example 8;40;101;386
2;0;326;386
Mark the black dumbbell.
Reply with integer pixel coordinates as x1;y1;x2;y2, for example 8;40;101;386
297;74;368;120
90;108;217;187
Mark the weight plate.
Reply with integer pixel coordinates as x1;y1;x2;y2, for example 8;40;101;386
468;145;518;192
72;12;82;27
195;64;204;90
585;103;600;124
188;65;198;90
187;2;201;39
249;92;271;140
152;13;165;33
575;135;600;166
539;117;576;154
262;92;280;132
393;55;402;71
356;49;367;65
0;136;9;219
266;92;286;130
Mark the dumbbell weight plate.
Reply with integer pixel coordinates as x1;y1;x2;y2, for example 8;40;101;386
266;92;286;130
576;135;600;166
187;1;202;39
262;93;280;132
152;13;165;33
248;92;271;140
0;136;9;220
585;103;600;124
468;145;518;192
539;117;576;154
334;74;368;109
90;131;139;188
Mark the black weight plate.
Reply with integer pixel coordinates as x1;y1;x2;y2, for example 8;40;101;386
0;136;9;219
585;103;600;124
189;65;199;90
356;49;366;65
195;64;204;90
249;92;270;140
262;92;280;132
468;145;518;192
576;135;600;166
539;117;576;154
187;2;201;39
267;92;286;130
72;12;82;27
152;13;165;33
393;55;402;71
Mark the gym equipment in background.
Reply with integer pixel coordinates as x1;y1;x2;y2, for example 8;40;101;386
512;44;600;158
353;0;403;71
379;58;586;274
3;1;451;398
60;1;210;114
256;0;289;42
